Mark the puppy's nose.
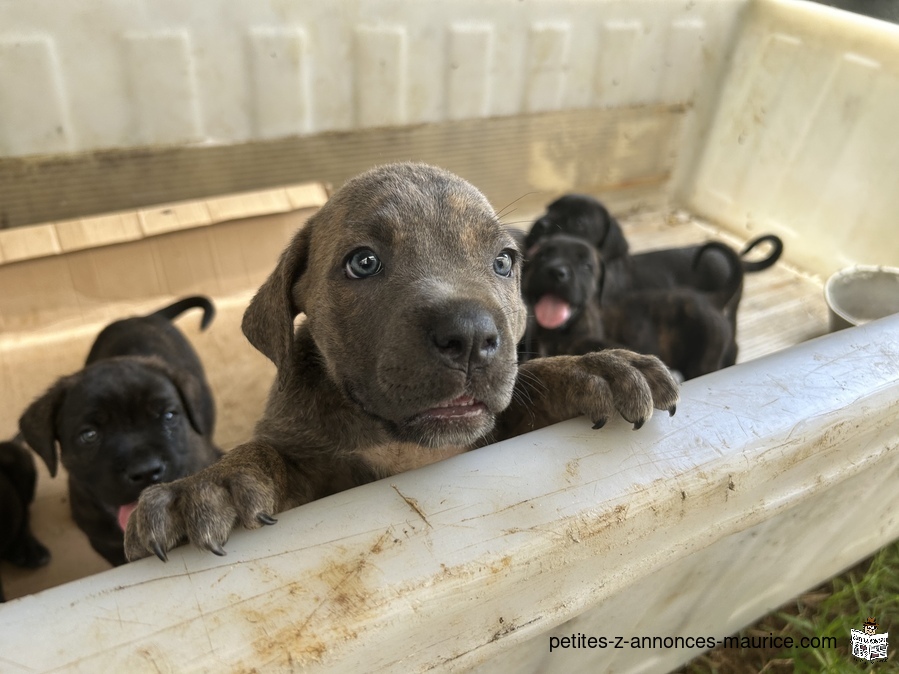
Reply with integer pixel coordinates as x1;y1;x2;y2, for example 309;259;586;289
126;458;165;487
430;301;500;369
548;263;570;282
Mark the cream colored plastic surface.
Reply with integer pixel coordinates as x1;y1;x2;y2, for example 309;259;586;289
2;316;898;673
682;0;899;276
0;0;743;157
2;1;899;673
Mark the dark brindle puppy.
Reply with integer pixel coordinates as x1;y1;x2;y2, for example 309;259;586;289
522;234;739;380
124;162;679;562
525;194;630;261
526;194;783;297
19;297;222;566
526;193;783;364
0;437;51;602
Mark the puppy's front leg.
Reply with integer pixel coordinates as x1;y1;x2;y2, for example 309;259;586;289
124;441;302;561
493;349;679;440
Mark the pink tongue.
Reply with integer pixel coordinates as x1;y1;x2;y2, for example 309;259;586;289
534;295;572;329
117;503;137;532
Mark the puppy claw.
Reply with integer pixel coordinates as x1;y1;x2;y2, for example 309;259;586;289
592;418;607;430
209;542;227;557
632;418;646;431
668;404;677;417
151;541;168;563
257;513;278;526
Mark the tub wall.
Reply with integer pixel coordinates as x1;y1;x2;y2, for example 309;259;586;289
0;0;745;228
680;0;899;276
2;1;899;673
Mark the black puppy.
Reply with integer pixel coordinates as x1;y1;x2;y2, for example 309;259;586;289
0;437;51;602
526;193;783;364
19;297;222;566
522;235;739;380
526;194;783;294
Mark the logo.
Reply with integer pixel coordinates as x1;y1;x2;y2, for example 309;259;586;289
851;617;888;661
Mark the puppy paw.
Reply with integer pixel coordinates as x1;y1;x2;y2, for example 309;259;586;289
496;349;679;438
576;349;679;427
5;533;51;568
124;451;280;562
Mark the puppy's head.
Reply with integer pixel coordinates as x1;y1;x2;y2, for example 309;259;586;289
525;194;629;260
19;357;211;510
522;234;602;331
243;162;527;448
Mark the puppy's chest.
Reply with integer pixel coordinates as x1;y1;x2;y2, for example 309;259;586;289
358;442;468;478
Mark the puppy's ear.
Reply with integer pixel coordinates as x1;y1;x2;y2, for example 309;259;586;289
598;215;629;260
242;225;312;386
138;357;214;437
19;379;71;478
169;370;213;437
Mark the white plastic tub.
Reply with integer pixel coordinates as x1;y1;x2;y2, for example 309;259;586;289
1;1;898;672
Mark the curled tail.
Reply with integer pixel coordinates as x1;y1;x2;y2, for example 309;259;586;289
740;234;783;272
150;296;216;330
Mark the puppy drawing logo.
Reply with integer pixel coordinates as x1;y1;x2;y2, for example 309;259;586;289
851;617;888;661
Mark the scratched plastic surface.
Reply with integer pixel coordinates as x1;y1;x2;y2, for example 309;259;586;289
2;1;899;673
1;315;897;674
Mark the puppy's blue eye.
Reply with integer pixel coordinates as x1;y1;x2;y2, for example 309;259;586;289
345;248;383;279
493;250;514;277
78;429;98;444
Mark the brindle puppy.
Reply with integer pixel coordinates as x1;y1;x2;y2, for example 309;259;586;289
526;194;783;296
522;234;739;380
20;297;222;566
124;163;679;562
525;193;783;365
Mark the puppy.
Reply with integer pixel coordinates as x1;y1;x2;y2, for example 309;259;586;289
526;193;783;364
124;162;679;562
526;194;783;295
522;234;738;380
20;297;222;566
0;437;51;602
521;234;605;357
525;193;630;261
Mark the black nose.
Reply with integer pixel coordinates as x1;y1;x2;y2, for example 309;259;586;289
125;458;165;487
430;301;500;369
548;262;570;282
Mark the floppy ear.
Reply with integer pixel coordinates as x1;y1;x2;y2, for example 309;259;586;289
19;378;72;478
141;358;214;437
598;215;629;260
242;225;312;387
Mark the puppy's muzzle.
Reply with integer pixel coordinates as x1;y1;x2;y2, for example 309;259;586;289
125;457;166;489
427;300;500;371
545;261;572;283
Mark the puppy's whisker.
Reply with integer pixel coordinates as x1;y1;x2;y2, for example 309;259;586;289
495;192;538;220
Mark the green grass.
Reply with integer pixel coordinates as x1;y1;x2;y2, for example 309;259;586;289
679;539;899;673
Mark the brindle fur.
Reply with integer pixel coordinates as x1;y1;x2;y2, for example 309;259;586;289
20;298;221;566
522;235;738;380
525;194;783;366
125;163;678;561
